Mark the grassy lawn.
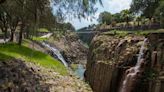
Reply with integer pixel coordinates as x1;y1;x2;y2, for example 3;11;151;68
38;28;49;32
0;43;67;75
103;29;164;36
32;36;48;42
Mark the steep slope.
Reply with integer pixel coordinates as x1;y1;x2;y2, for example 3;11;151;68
48;32;88;65
0;44;92;92
85;33;164;92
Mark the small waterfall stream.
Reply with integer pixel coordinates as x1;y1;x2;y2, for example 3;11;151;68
41;42;85;79
75;64;85;80
42;42;68;67
119;38;148;92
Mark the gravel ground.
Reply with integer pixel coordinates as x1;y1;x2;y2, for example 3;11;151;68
0;59;92;92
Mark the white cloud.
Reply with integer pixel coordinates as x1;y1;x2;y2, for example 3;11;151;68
66;0;132;29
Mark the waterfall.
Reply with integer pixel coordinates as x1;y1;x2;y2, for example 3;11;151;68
119;38;148;92
42;42;68;67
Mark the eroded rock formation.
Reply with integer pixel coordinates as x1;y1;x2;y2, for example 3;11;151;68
0;59;92;92
85;33;164;92
49;32;88;65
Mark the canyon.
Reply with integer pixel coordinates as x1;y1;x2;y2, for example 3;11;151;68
23;31;164;92
85;32;164;92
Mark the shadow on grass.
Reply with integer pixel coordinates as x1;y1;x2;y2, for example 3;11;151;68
0;43;47;60
0;56;51;92
0;53;14;61
0;43;67;75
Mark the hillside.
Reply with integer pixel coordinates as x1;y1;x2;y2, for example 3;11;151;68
0;43;92;92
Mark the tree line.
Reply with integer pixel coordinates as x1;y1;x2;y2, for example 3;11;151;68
0;0;102;45
98;0;164;29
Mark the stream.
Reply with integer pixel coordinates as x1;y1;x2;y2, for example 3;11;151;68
74;64;85;80
119;38;148;92
41;42;85;79
42;42;68;67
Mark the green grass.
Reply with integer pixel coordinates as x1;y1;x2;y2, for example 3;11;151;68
22;39;31;47
0;53;14;61
0;43;67;75
37;28;49;32
103;29;164;37
32;36;48;41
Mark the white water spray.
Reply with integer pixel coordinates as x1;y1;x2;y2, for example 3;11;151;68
42;42;68;67
119;38;148;92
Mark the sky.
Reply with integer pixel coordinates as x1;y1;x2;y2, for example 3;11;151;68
66;0;132;30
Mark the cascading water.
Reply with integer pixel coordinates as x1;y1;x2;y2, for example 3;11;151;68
75;64;85;80
42;42;68;67
119;38;148;92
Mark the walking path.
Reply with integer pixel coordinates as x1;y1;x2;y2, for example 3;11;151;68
0;39;9;43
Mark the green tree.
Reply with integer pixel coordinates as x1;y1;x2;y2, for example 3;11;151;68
135;16;142;26
0;6;9;42
155;0;164;27
0;0;102;45
2;0;20;42
120;9;133;25
98;11;113;25
130;0;160;19
112;13;123;23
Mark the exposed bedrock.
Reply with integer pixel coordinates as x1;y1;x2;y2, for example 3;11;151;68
85;33;164;92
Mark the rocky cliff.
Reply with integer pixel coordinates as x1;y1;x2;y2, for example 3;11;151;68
0;59;92;92
85;33;164;92
48;32;88;65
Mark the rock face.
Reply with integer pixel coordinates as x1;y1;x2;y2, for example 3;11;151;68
85;33;164;92
49;32;88;65
0;59;92;92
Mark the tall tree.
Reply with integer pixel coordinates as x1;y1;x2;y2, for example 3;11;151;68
3;0;20;42
0;0;102;45
155;0;164;27
0;6;9;42
98;11;113;25
53;0;102;20
130;0;160;19
112;13;123;23
120;9;133;25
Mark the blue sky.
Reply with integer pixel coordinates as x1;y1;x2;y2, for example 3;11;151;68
66;0;132;29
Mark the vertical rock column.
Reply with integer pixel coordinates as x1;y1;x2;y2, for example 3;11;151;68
85;61;115;92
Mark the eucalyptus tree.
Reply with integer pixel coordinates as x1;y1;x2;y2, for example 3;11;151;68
130;0;160;19
53;0;102;20
112;13;123;23
17;0;102;45
11;0;51;45
0;6;9;42
39;8;57;31
155;0;164;27
98;11;113;25
0;0;102;45
2;0;20;42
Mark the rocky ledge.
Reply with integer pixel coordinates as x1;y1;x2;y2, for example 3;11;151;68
85;33;164;92
49;32;88;65
0;59;92;92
